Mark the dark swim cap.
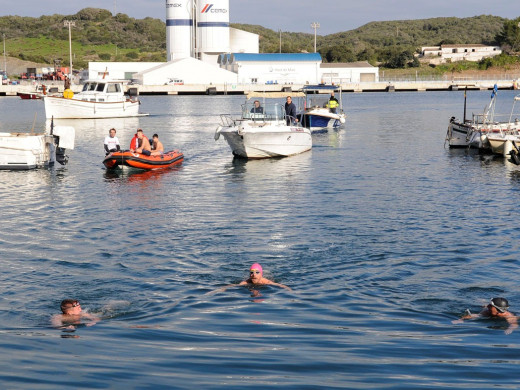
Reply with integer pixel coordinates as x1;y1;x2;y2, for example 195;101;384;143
490;297;509;313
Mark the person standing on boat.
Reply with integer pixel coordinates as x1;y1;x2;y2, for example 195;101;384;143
130;129;151;156
150;134;164;156
250;100;264;114
64;75;71;90
104;128;121;155
285;96;298;125
328;92;339;113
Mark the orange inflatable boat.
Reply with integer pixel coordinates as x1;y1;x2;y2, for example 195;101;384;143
103;150;184;170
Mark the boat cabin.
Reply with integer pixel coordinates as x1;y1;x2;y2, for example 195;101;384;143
302;85;343;111
241;92;305;123
78;80;127;102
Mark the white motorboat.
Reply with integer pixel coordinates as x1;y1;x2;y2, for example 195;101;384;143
444;85;520;150
43;79;146;119
214;92;312;159
300;85;346;132
0;122;75;170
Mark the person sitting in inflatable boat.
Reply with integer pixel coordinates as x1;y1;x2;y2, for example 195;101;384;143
130;128;151;156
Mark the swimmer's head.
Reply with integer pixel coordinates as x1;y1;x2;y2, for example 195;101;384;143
250;263;263;275
490;297;509;313
60;299;81;314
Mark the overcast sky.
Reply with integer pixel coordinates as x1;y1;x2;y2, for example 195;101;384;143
0;0;518;35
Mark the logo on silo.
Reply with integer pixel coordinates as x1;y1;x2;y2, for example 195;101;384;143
201;3;228;13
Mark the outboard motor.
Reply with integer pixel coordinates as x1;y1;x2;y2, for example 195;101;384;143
508;141;520;165
55;147;69;165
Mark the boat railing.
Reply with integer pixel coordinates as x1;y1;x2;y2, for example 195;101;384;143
241;102;285;123
219;114;239;127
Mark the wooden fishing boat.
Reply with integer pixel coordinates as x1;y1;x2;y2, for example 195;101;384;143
103;150;184;170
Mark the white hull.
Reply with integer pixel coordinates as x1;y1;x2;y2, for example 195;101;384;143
218;126;311;159
44;96;141;119
488;134;519;156
0;133;55;169
446;121;489;149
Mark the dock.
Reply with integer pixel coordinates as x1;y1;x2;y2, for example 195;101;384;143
1;79;518;96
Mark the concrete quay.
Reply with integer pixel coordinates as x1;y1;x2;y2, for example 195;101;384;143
0;79;517;97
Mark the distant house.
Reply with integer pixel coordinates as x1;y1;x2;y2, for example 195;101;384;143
419;44;501;64
320;61;379;84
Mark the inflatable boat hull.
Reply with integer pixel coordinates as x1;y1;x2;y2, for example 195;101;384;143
103;150;184;170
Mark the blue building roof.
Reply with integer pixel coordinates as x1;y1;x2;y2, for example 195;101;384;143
231;53;322;62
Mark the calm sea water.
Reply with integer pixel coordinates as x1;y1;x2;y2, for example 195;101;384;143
1;90;520;389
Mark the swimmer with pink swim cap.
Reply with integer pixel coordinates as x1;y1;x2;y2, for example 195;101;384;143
207;262;291;295
238;263;291;290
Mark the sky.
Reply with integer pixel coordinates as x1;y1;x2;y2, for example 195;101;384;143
0;0;518;35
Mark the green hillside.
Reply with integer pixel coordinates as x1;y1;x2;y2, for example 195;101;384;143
0;8;518;71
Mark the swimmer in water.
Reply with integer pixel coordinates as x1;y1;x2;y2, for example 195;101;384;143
51;299;100;330
452;297;518;334
208;263;292;294
239;263;291;290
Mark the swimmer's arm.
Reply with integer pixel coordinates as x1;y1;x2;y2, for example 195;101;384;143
505;315;518;334
51;314;63;328
267;281;292;291
205;283;242;295
452;309;480;324
82;312;101;325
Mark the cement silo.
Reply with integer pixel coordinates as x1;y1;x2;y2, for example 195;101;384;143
196;0;230;57
166;0;194;61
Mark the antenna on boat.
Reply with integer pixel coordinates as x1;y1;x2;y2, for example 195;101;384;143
102;67;108;79
463;87;467;123
30;112;37;134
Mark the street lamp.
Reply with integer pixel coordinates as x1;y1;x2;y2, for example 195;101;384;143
311;22;320;53
64;21;75;79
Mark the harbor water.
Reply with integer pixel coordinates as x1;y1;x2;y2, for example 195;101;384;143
1;91;520;389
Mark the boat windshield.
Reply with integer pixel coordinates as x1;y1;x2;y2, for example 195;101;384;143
306;94;331;109
242;102;285;121
82;82;98;92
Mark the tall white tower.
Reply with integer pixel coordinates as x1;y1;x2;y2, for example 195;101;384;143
196;0;230;60
166;0;194;61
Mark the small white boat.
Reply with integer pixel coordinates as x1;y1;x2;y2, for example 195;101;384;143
43;79;146;119
300;85;346;132
214;92;312;159
445;85;520;151
0;123;75;170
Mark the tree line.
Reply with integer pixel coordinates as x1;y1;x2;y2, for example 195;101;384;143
0;8;518;69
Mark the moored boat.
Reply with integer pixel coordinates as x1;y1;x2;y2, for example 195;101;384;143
103;150;184;170
214;92;312;159
43;79;147;119
444;85;520;151
0;123;75;170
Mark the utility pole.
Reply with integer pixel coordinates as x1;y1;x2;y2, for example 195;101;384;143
311;22;320;53
64;21;75;79
2;33;6;75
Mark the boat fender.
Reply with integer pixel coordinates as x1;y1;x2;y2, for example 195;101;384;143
63;89;74;99
214;126;222;141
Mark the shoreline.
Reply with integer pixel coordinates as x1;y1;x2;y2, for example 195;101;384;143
1;78;518;96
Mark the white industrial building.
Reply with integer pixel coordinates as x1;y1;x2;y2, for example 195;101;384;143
420;44;502;65
86;0;378;87
320;61;379;84
219;53;322;85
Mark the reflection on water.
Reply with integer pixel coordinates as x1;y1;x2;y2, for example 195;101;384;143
2;93;520;388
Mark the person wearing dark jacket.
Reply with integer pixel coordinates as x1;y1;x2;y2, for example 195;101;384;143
284;96;298;125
